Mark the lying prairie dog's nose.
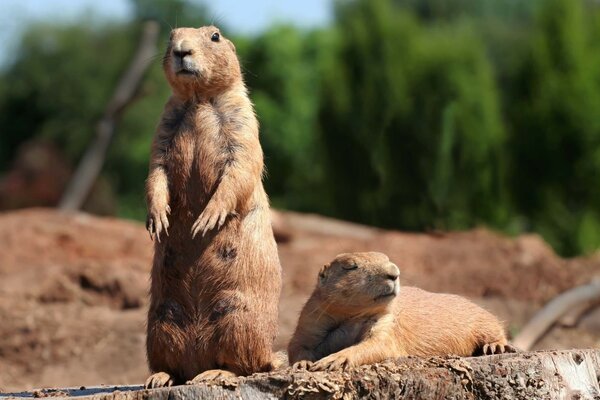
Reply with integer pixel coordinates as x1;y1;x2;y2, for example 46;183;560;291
385;263;400;281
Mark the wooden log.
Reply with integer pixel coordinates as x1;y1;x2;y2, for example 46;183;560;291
272;210;380;240
4;350;600;399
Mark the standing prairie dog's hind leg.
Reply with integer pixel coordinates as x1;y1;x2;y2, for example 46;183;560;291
145;371;175;389
186;369;236;385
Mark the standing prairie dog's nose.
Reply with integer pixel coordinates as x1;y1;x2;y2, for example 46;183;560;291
173;40;194;58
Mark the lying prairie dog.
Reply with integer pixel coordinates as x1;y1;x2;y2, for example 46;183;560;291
288;252;515;371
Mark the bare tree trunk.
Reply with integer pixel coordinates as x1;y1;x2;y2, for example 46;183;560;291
58;21;160;211
10;350;600;399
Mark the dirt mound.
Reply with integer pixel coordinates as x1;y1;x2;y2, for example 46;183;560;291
1;208;599;391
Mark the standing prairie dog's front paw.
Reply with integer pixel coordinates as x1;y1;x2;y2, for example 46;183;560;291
147;203;170;242
191;200;229;238
310;351;355;372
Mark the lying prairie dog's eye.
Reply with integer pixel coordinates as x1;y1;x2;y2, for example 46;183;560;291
342;263;358;270
211;32;220;42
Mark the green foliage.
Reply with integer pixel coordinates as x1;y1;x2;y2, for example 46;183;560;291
131;0;208;26
0;23;137;168
1;0;600;255
318;0;508;230
503;0;600;255
239;25;333;211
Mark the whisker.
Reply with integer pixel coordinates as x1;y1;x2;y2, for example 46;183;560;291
210;13;226;28
238;58;258;79
155;16;173;32
142;52;163;64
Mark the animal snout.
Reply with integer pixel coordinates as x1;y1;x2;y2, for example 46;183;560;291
173;48;193;59
173;40;194;60
384;263;400;281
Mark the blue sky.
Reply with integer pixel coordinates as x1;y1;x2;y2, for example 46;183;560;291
0;0;333;66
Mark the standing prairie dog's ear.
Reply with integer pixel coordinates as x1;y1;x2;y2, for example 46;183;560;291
318;264;329;285
227;40;236;53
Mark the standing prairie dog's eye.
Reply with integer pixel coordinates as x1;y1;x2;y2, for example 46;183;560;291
342;263;358;270
211;32;220;42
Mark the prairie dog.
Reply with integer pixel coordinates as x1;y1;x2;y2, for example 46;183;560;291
145;26;281;387
288;252;514;371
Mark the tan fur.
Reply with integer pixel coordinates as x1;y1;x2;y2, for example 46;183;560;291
144;26;281;388
288;252;513;371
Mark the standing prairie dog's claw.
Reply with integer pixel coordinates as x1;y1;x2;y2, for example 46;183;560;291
160;213;169;236
147;206;170;242
186;369;236;385
191;204;229;238
145;372;174;389
146;216;155;240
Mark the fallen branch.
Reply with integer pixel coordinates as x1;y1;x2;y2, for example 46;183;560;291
559;296;600;328
59;20;160;211
272;210;380;240
513;279;600;350
7;350;600;399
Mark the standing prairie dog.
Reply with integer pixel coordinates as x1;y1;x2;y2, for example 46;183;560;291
144;26;281;388
288;252;514;371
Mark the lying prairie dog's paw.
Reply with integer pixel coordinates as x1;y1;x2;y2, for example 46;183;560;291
310;352;354;372
292;360;314;371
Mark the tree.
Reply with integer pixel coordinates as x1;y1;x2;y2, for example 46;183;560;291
318;0;509;230
506;0;600;255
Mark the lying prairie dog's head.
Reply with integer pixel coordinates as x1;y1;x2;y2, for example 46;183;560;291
163;26;241;96
316;252;400;315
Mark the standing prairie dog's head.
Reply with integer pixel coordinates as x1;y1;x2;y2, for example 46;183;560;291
163;26;241;96
316;252;400;315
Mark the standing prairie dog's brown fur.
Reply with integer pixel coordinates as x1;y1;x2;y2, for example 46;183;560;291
288;252;514;371
144;26;281;388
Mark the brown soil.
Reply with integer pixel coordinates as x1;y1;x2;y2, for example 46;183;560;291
1;208;599;391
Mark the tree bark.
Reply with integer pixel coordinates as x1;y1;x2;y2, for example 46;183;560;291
58;20;160;211
9;349;600;399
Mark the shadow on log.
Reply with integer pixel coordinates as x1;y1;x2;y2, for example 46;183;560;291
3;350;599;399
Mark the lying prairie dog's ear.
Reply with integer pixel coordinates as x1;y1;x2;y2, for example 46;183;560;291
318;264;329;284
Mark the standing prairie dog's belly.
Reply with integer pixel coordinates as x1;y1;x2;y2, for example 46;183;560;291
288;252;514;371
163;102;230;215
144;26;281;389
